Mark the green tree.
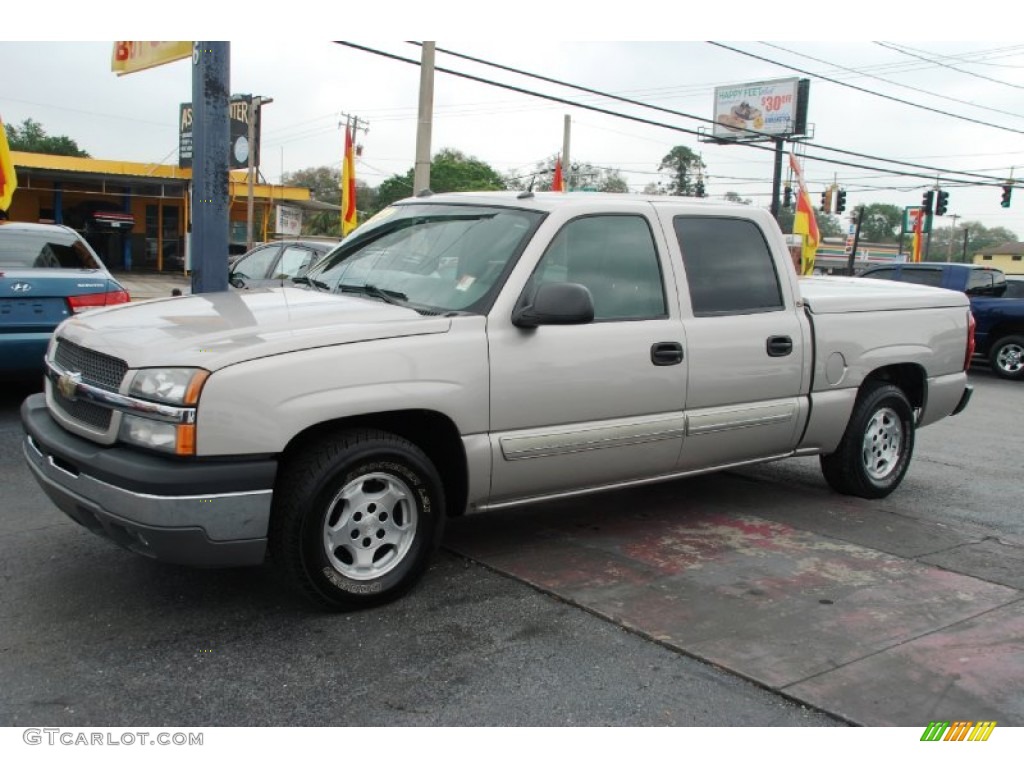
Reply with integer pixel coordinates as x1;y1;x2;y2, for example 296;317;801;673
507;156;628;193
723;191;752;205
6;118;89;157
926;221;1019;262
376;148;506;210
854;203;903;243
658;145;705;196
283;165;340;205
282;167;380;236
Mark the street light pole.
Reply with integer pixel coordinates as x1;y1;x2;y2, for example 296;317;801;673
946;213;959;262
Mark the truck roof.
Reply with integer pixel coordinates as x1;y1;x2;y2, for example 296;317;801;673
393;190;755;216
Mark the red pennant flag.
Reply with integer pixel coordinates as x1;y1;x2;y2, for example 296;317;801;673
0;114;18;212
552;157;564;192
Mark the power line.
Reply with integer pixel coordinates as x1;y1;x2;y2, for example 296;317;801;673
874;42;1024;91
758;42;1024;121
396;41;1016;186
706;41;1024;136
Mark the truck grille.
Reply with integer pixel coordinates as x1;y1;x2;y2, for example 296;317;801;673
54;338;128;390
53;390;113;430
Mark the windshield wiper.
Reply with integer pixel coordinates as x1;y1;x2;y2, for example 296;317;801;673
291;275;330;291
338;283;409;305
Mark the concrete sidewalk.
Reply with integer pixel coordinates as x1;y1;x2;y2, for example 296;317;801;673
111;271;190;301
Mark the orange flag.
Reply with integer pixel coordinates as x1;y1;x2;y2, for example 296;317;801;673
552;157;564;192
911;208;924;263
0;114;18;212
341;123;357;236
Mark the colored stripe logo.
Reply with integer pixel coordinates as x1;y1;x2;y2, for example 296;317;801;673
920;721;997;741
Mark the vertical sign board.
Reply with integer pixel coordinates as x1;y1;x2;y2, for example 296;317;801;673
180;96;259;170
276;205;303;237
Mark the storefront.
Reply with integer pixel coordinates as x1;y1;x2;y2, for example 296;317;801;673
6;151;318;272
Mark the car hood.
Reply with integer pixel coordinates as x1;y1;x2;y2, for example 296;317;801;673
55;286;451;370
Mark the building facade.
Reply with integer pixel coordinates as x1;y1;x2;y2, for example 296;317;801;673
6;151;325;272
973;242;1024;275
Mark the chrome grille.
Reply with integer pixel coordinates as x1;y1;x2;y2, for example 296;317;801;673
53;389;113;430
54;339;127;391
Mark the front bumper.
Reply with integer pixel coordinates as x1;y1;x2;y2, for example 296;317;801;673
21;393;276;567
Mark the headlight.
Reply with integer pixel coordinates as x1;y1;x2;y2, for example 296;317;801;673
128;368;208;406
120;368;208;455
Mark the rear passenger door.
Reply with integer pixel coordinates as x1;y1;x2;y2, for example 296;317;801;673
668;215;810;470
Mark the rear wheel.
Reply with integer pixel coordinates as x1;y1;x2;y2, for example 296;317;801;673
820;382;915;499
270;429;445;610
990;335;1024;380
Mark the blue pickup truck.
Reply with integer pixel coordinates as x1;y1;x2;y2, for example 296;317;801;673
860;262;1024;380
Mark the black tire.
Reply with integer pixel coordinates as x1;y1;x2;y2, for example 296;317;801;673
989;335;1024;380
269;429;445;610
820;382;915;499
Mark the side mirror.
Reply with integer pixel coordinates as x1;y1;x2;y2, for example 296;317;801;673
512;282;595;329
229;275;246;289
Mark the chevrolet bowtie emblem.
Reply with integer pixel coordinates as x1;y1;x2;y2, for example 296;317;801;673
57;371;83;401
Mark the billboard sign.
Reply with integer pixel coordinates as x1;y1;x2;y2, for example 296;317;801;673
112;41;191;76
712;78;806;141
179;96;259;170
276;204;303;237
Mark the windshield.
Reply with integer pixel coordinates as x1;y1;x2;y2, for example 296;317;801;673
305;204;543;313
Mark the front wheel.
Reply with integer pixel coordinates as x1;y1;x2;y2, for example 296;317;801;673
820;382;915;499
990;335;1024;380
270;429;445;610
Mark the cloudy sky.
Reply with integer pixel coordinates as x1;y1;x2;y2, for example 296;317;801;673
4;5;1023;241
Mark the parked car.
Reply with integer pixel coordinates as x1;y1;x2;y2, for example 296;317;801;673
860;262;1024;380
21;192;973;610
228;239;339;289
1;221;129;379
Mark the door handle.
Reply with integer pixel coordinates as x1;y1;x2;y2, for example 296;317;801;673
651;341;684;366
766;335;793;357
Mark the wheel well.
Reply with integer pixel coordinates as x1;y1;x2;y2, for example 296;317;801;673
862;364;925;410
281;410;469;518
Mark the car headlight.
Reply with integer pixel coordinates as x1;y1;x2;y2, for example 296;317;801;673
119;368;209;455
128;368;208;406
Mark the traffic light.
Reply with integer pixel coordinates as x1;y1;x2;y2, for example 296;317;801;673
922;190;934;215
783;184;792;208
935;189;949;216
1002;185;1013;208
835;188;847;214
820;187;832;213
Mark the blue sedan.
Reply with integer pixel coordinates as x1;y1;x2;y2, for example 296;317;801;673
1;221;130;379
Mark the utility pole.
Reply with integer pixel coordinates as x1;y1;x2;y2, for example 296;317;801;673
846;206;865;276
246;95;272;250
945;213;960;262
770;138;784;221
413;41;435;194
190;41;230;295
962;226;970;262
562;115;571;192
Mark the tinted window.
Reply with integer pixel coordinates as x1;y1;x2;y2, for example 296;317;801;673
531;215;665;320
232;245;279;279
674;216;783;316
1003;280;1024;299
900;268;944;287
0;228;102;269
966;269;1004;296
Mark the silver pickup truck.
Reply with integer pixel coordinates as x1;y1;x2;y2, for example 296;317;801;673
21;192;974;609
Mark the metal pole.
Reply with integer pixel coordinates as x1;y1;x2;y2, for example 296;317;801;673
771;138;784;221
946;213;959;262
962;227;970;262
191;41;230;294
847;206;865;275
246;96;271;251
413;42;435;194
562;115;571;191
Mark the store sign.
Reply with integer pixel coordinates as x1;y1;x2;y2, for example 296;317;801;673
904;206;931;234
112;42;191;76
712;78;807;141
179;96;259;170
276;205;303;237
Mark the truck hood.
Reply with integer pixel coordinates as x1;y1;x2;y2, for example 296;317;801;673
799;276;970;314
55;287;451;370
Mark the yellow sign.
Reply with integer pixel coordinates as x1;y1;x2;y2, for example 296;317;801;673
111;42;192;76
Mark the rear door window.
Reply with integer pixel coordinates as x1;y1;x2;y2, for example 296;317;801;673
0;229;101;269
673;216;783;316
899;268;944;288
